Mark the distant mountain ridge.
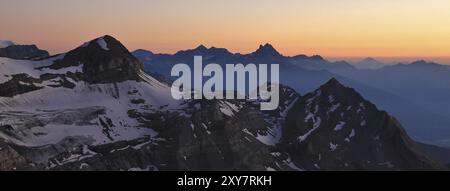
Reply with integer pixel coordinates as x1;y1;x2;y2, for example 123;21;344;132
0;41;49;60
133;46;450;147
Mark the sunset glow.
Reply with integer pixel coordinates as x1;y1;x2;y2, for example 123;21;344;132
1;0;450;61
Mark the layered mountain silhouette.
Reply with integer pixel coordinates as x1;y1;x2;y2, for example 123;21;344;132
134;45;450;147
0;35;447;170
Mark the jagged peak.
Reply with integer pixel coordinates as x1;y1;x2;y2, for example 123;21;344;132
316;78;363;100
174;44;233;57
259;43;274;49
194;44;208;51
323;78;342;87
258;43;275;50
251;43;282;57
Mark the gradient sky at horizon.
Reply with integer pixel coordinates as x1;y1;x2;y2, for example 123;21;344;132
1;0;450;62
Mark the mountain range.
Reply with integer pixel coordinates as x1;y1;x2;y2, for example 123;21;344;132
0;35;448;170
133;44;450;147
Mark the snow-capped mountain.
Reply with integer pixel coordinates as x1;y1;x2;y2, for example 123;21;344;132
0;36;444;170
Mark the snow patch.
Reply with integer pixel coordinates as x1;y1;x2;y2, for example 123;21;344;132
345;129;355;142
329;142;338;151
219;101;240;117
283;157;304;171
97;38;109;50
334;121;346;131
265;167;276;171
328;103;341;113
298;112;321;142
280;97;298;117
349;129;355;138
328;95;335;103
360;120;366;126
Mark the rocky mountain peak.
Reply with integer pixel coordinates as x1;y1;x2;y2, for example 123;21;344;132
251;43;283;58
318;78;358;98
194;44;208;52
49;35;143;84
281;78;442;170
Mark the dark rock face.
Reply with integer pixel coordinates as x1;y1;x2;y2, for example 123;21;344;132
0;142;27;170
282;78;443;170
49;35;143;84
0;73;78;97
0;74;43;97
0;45;49;60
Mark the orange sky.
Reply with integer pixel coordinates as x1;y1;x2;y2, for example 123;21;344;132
1;0;450;62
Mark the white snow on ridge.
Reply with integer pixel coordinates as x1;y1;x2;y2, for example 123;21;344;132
334;121;346;131
243;127;283;146
328;103;341;113
97;38;109;50
280;97;298;117
328;95;335;103
0;58;181;147
219;101;240;117
0;78;179;147
0;40;15;48
349;129;355;138
298;112;322;142
329;142;338;151
283;156;304;171
0;79;178;111
0;55;66;83
345;129;356;142
253;126;282;146
360;120;366;126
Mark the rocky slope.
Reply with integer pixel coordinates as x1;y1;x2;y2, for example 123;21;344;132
282;79;442;170
0;36;443;171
